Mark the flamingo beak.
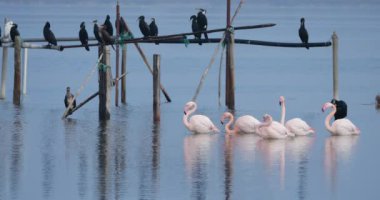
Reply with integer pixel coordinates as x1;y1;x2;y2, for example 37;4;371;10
184;111;187;115
220;121;224;125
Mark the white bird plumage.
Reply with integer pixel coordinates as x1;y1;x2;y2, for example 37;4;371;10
220;112;260;134
279;96;314;136
256;114;289;139
183;101;219;133
322;102;360;135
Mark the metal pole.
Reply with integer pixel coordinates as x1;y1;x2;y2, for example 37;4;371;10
332;32;339;100
0;18;9;99
22;48;28;95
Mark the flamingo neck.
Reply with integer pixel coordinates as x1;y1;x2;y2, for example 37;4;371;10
325;106;336;134
183;104;196;131
255;117;272;136
224;113;235;134
280;102;286;125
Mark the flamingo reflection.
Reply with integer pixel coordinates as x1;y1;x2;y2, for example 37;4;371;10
324;135;359;192
184;134;217;200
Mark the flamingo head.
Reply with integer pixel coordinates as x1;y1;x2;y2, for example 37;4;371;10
184;101;196;115
220;112;231;124
322;102;335;112
279;96;285;106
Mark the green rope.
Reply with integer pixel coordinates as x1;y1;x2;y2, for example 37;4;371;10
118;32;134;46
98;62;110;72
183;35;189;47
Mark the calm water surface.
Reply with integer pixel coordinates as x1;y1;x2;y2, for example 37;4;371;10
0;1;380;200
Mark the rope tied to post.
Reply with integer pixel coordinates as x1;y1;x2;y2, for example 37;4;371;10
118;32;134;46
182;35;190;47
98;62;110;72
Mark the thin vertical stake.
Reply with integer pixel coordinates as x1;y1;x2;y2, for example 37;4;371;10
115;0;120;106
121;45;127;104
22;48;28;95
153;54;160;122
0;18;9;99
332;32;339;100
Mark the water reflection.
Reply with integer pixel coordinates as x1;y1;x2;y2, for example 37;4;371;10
10;107;24;200
97;121;109;200
287;137;315;200
224;135;234;200
138;123;161;200
233;134;261;163
184;134;216;200
324;135;359;192
257;139;287;190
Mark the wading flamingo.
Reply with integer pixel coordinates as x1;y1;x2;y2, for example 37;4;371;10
322;102;360;135
279;96;314;136
220;112;260;134
256;114;289;139
183;101;219;133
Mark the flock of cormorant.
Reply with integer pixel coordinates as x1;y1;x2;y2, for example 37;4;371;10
1;9;313;52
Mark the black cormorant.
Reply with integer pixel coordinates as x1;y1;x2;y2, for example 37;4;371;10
190;15;202;45
197;8;208;40
43;22;57;46
99;25;115;50
79;22;89;51
149;18;159;44
10;23;20;42
64;86;76;109
331;99;347;120
93;20;103;44
104;15;113;36
119;17;128;34
298;18;309;49
138;16;150;38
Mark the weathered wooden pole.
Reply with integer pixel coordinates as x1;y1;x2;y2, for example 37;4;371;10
0;18;9;99
153;54;161;122
98;45;111;120
332;32;339;100
225;0;235;110
22;48;28;95
13;36;21;105
115;0;120;106
121;45;127;104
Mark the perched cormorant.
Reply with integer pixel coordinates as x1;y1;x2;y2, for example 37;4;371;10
93;20;103;44
197;8;208;40
64;86;76;109
298;17;309;49
43;22;57;46
138;16;150;38
99;25;115;50
149;18;159;44
190;15;202;45
119;17;128;35
331;99;347;120
4;21;14;40
10;23;20;42
104;15;113;36
79;22;89;51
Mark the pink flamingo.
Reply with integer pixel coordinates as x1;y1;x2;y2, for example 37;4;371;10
279;96;314;136
220;112;260;134
322;102;360;135
183;101;219;133
256;114;289;139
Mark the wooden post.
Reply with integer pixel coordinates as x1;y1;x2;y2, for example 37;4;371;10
225;0;235;110
98;45;111;120
22;48;28;95
0;18;9;99
115;0;120;106
153;54;160;122
13;36;21;105
121;45;127;104
332;32;339;100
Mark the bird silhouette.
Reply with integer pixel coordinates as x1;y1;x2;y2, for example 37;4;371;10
79;22;89;51
190;15;202;45
149;18;159;44
197;8;208;40
138;16;150;38
43;22;57;46
298;17;309;49
10;23;20;42
103;15;113;36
